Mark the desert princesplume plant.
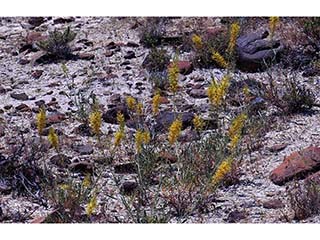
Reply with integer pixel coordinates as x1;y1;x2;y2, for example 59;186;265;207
168;118;182;145
152;91;161;115
227;22;240;55
48;127;59;151
207;75;231;108
168;57;179;94
89;109;102;136
193;114;205;131
269;17;280;40
212;51;229;69
212;158;233;186
126;96;136;112
36;107;46;136
192;34;203;49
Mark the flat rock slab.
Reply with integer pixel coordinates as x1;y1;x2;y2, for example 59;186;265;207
270;146;320;185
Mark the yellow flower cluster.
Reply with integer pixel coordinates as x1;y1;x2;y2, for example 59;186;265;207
48;127;59;150
36;107;46;135
83;174;91;188
86;195;97;216
135;130;151;153
227;23;240;55
114;112;126;148
212;158;232;185
89;109;102;136
192;34;203;49
228;113;247;150
269;17;280;39
242;85;250;97
126;96;136;111
207;75;230;108
137;102;143;116
168;58;179;94
193;114;205;131
168;118;182;145
152;91;161;115
212;51;229;69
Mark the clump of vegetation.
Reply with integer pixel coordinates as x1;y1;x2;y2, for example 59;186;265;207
37;26;76;59
264;71;316;114
139;17;168;48
142;47;170;72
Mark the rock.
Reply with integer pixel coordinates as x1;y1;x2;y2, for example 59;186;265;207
78;52;95;60
34;99;46;107
10;92;29;101
69;161;93;174
105;50;113;57
270;146;320;185
262;199;285;209
15;103;31;112
154;111;194;132
226;210;247;223
0;85;6;94
28;17;46;27
188;89;207;98
120;181;138;195
124;51;136;59
236;30;284;72
126;41;139;48
0;126;5;137
41;128;63;136
72;144;94;155
18;58;30;65
46;112;67;125
26;31;46;45
114;162;137;174
120;60;130;66
72;123;93;137
102;104;130;125
31;69;43;79
268;143;288;153
0;180;11;195
53;17;75;25
169;60;193;75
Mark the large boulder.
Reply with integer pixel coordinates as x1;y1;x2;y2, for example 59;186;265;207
236;30;284;72
270;146;320;185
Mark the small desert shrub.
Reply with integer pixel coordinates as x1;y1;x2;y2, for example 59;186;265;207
288;180;320;221
37;26;76;59
142;47;170;72
148;71;168;90
264;71;316;114
139;17;168;48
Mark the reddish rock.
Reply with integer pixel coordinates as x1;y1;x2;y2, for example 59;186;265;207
158;151;177;163
78;52;95;60
168;61;193;75
270;146;320;185
46;112;67;125
31;69;43;79
26;32;46;44
262;199;285;209
15;103;31;112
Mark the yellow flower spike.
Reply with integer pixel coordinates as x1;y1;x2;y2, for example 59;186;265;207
142;131;151;144
86;195;97;216
168;118;182;145
114;129;125;148
228;113;247;140
126;96;136;112
243;85;250;97
193;114;205;131
152;91;161;115
89;109;102;136
207;75;230;108
116;112;125;131
269;17;280;39
212;158;233;186
168;57;179;94
60;184;70;191
135;130;144;153
229;133;241;150
48;127;59;150
212;51;229;69
227;23;240;55
36;107;46;136
192;34;203;49
137;102;143;116
83;174;91;188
